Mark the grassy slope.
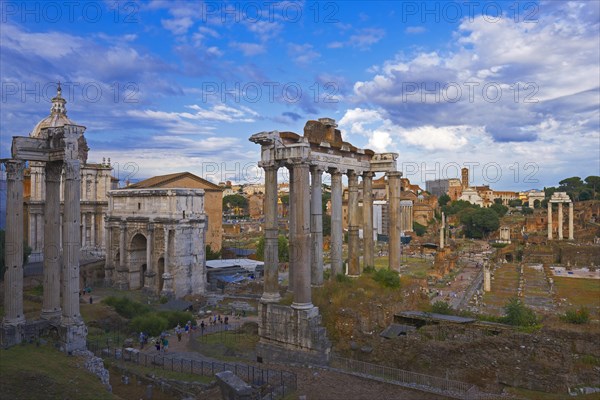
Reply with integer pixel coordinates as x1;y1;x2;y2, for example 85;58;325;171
0;344;118;400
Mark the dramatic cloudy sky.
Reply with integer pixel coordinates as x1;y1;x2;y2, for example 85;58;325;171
1;0;598;190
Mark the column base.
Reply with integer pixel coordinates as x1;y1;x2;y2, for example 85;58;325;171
1;318;26;347
41;309;62;322
260;292;281;304
291;302;314;310
257;303;330;366
59;320;88;353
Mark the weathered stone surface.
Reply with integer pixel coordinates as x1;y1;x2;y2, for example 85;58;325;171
215;371;256;400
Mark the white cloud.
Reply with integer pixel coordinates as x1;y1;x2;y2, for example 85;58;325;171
327;27;385;50
287;43;320;65
230;42;266;56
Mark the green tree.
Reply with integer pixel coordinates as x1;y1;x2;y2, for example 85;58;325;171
322;214;331;236
256;235;289;262
430;301;453;315
460;208;500;239
508;199;522;207
438;194;451;207
502;297;537;326
490;203;508;217
205;245;221;260
521;206;534;215
413;221;426;236
223;194;248;213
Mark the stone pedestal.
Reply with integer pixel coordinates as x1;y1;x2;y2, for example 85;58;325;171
60;322;88;353
484;268;491;292
256;303;331;365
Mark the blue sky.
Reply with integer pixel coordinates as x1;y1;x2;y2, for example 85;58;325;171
1;0;599;190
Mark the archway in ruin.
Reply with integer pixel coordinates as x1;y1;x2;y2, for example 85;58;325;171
129;233;147;290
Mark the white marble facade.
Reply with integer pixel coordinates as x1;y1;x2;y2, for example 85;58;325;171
104;188;207;298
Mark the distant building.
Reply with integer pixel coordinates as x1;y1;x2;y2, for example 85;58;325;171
128;172;224;251
458;187;484;207
426;179;449;198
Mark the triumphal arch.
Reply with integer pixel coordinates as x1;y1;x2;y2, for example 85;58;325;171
2;85;87;351
250;117;401;364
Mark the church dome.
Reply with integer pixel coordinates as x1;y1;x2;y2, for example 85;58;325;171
30;83;76;138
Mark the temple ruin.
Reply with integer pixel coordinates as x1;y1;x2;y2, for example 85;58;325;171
2;85;87;351
249;118;401;364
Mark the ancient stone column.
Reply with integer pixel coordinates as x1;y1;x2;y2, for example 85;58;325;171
145;223;154;291
558;202;564;240
310;165;324;286
568;202;574;240
61;157;83;326
347;171;360;276
484;266;491;292
161;227;174;296
330;169;343;278
119;222;126;267
547;203;553;240
287;165;295;293
90;213;96;248
362;171;374;270
388;171;402;270
440;212;445;249
291;162;313;310
81;213;87;248
41;161;62;321
261;165;281;303
2;160;26;331
104;223;113;284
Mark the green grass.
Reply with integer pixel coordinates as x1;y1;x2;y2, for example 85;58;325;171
0;343;117;400
104;358;214;384
194;331;258;361
554;277;600;312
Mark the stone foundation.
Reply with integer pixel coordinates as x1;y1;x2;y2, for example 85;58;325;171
60;322;88;353
256;303;330;365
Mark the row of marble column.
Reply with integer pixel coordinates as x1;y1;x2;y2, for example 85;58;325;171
260;162;402;310
547;202;574;240
3;159;82;329
81;212;105;249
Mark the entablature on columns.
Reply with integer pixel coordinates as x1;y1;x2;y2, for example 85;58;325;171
250;127;399;175
549;192;572;203
11;125;88;163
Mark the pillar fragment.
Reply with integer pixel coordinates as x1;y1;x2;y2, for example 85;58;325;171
568;202;574;240
291;162;312;310
558;202;564;240
388;171;402;270
41;161;62;320
330;169;343;278
2;160;26;333
362;171;374;270
310;165;324;286
347;171;360;276
261;165;281;303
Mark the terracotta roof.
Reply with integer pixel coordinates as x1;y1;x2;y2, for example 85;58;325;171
128;172;223;191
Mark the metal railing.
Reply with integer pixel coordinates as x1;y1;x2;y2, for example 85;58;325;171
88;340;296;399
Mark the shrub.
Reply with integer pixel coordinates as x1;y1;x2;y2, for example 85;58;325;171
430;301;453;315
130;313;169;337
102;296;151;319
372;269;400;288
159;296;169;304
335;273;352;284
502;298;538;326
158;311;196;329
363;266;376;274
561;307;590;324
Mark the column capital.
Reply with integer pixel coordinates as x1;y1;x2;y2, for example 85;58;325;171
328;168;343;177
310;164;325;174
386;170;402;178
362;171;375;179
5;159;25;179
46;161;63;182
